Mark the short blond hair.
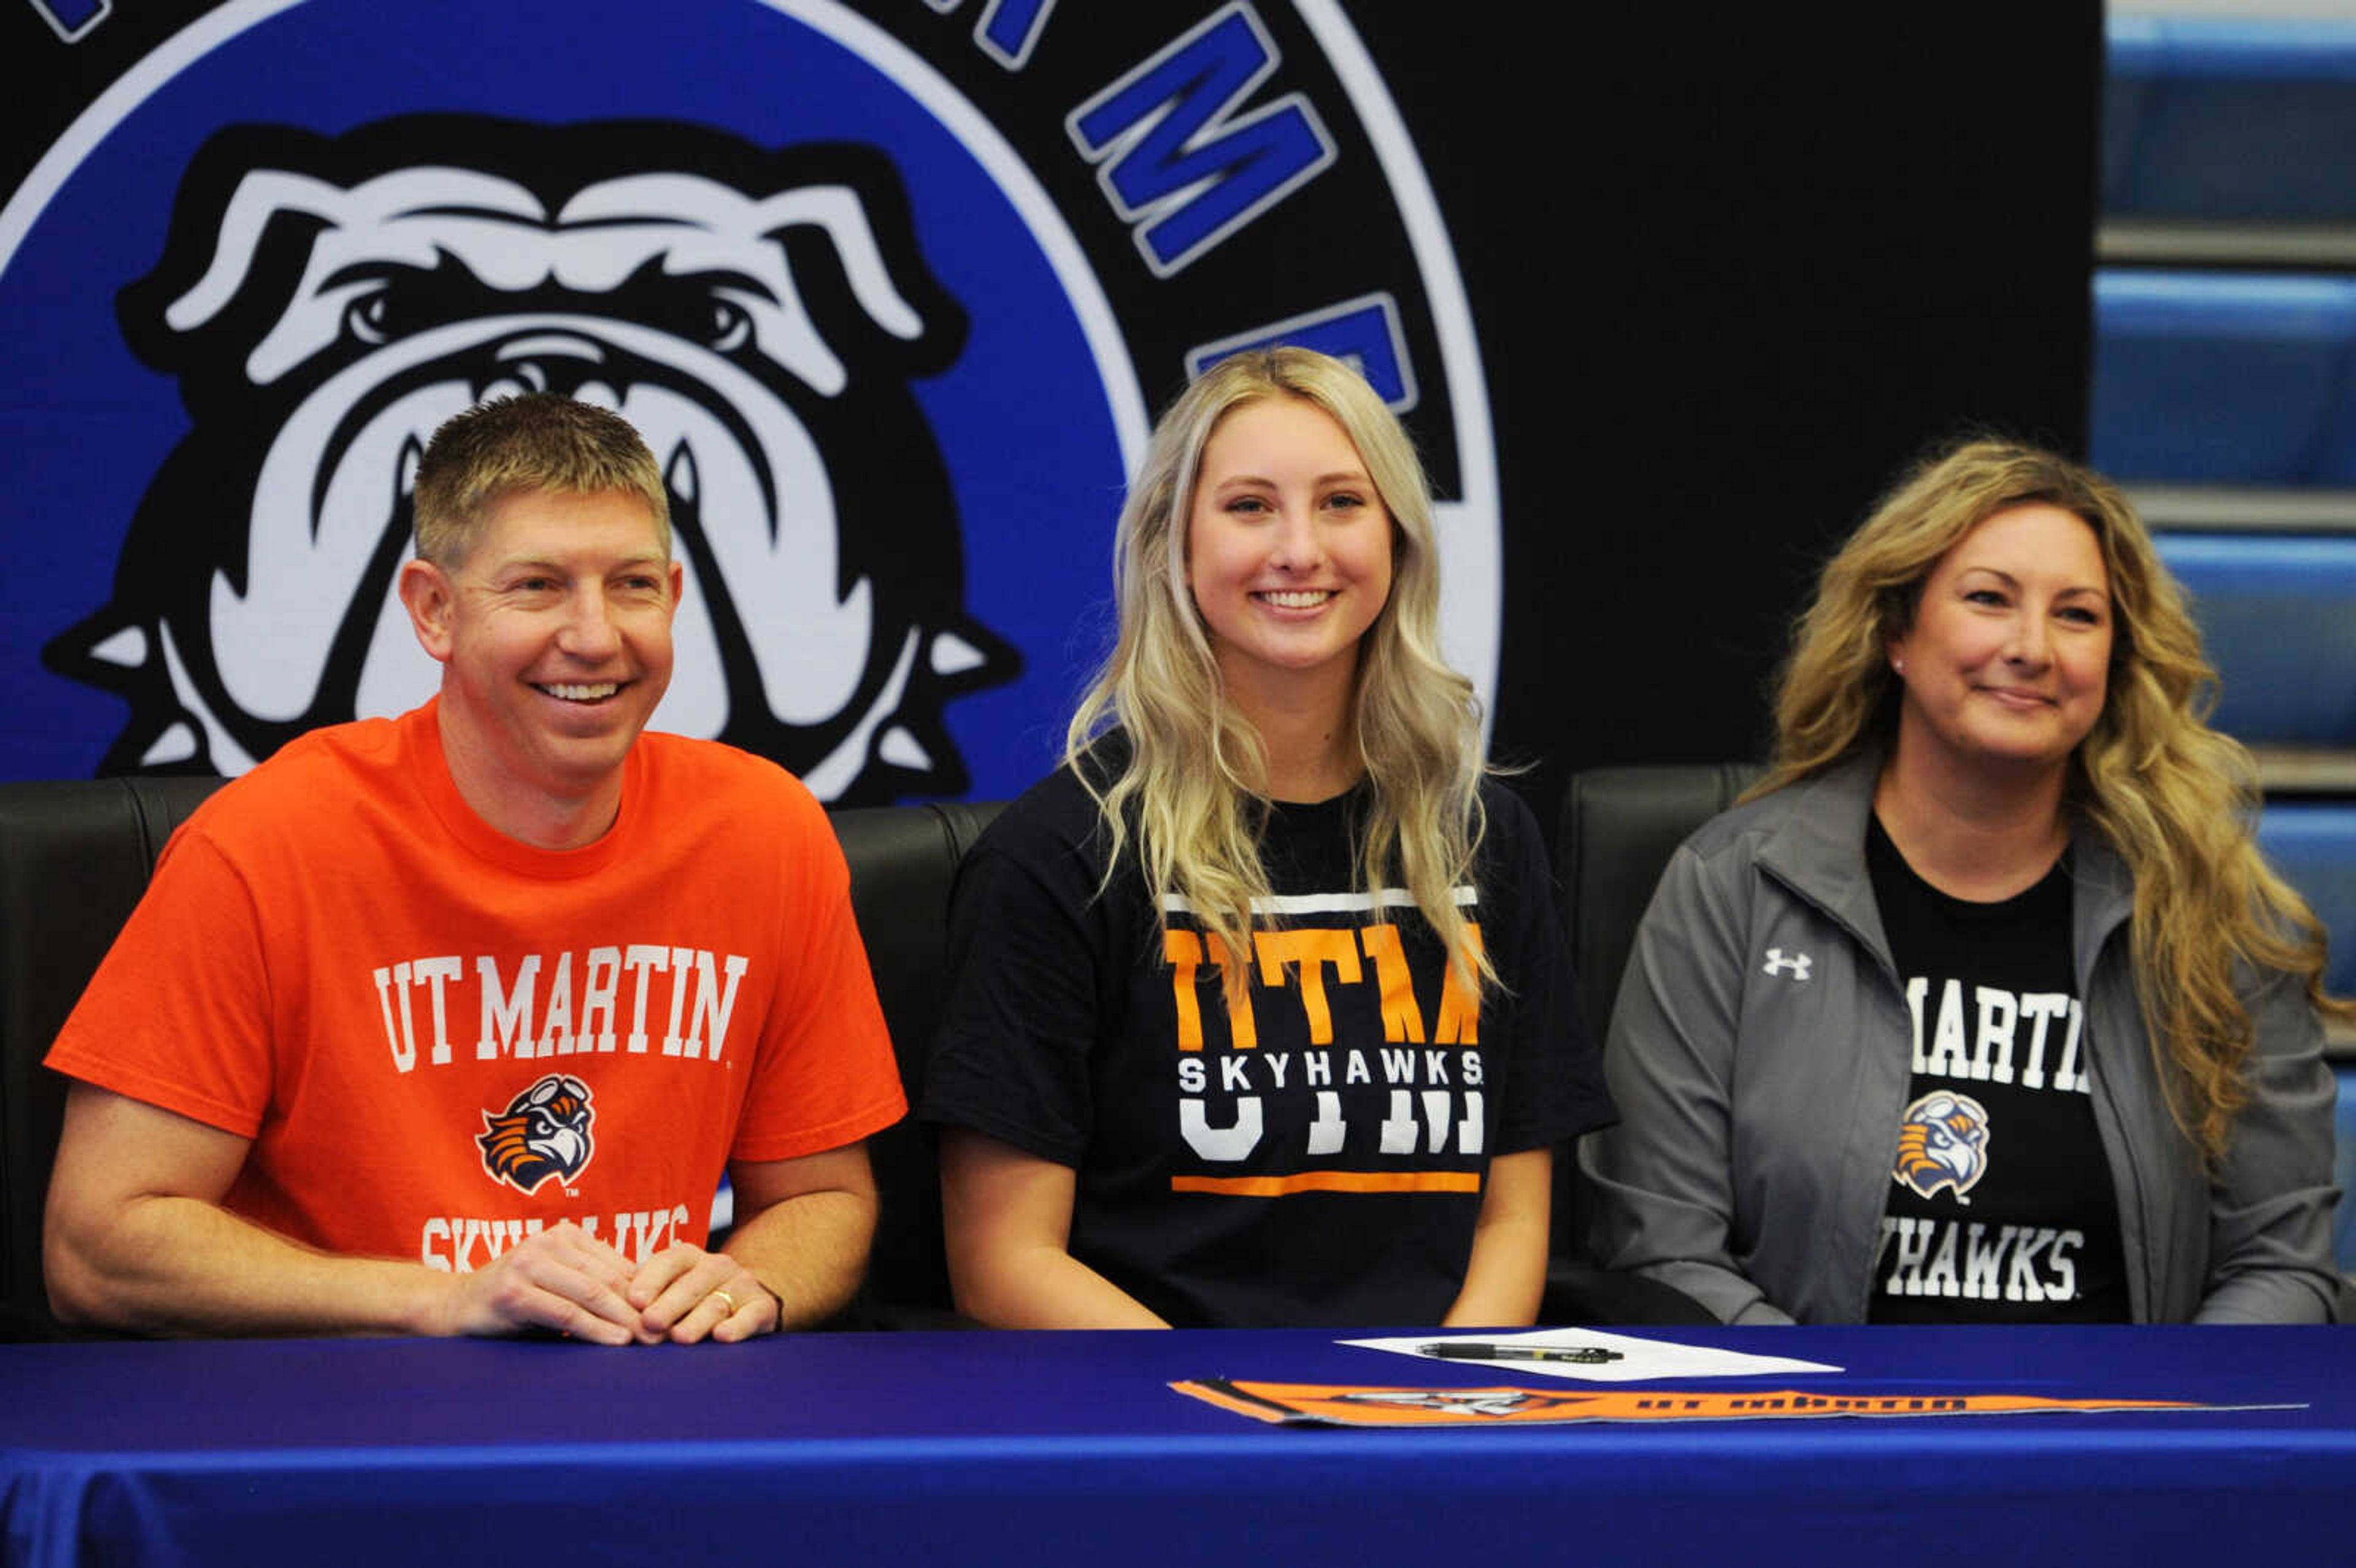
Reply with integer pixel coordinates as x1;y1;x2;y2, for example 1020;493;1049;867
411;394;670;566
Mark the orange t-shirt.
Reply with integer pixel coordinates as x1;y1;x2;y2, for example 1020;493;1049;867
46;702;906;1274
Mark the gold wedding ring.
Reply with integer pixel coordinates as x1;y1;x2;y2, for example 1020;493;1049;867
711;1288;739;1315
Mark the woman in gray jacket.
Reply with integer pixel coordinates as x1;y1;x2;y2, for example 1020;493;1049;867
1584;439;2346;1324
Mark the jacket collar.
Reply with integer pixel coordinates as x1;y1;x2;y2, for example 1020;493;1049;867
2065;810;2136;992
1754;751;1894;972
1753;745;2136;983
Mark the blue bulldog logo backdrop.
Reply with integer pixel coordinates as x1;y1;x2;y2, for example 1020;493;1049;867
0;0;1501;802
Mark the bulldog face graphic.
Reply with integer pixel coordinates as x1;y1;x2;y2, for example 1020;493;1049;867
46;115;1016;802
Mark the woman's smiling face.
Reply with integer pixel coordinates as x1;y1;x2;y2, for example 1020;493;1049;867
1184;394;1393;709
1887;501;2114;778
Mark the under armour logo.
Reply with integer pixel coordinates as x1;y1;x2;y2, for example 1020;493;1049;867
1762;948;1812;981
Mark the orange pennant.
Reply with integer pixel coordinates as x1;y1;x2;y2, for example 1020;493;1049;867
1172;1380;2232;1428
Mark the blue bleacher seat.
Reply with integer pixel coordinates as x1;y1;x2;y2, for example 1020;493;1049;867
2106;14;2356;1281
2090;272;2356;486
2106;17;2356;223
2155;534;2356;745
2257;805;2356;999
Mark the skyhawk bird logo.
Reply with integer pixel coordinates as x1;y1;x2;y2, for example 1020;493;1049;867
1892;1089;1992;1202
479;1072;597;1194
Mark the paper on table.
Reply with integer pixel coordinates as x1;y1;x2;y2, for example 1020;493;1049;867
1340;1328;1841;1383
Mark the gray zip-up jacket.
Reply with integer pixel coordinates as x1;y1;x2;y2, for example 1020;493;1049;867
1581;753;2340;1324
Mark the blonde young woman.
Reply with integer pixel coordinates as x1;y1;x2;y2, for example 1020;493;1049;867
923;348;1611;1328
1583;439;2344;1324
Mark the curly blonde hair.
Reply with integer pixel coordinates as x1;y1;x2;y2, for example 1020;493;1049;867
1755;437;2343;1167
1067;347;1490;989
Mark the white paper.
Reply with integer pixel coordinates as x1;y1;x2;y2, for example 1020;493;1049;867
1341;1328;1842;1383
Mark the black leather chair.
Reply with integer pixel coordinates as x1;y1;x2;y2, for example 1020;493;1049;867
1556;763;1764;1046
0;776;998;1339
828;802;1001;1327
1539;763;1761;1326
0;777;222;1340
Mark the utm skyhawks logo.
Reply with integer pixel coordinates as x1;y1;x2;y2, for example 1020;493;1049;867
1892;1090;1992;1202
1;2;1500;803
479;1074;597;1195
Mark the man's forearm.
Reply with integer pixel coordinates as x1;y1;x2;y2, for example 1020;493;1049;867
47;1192;455;1338
721;1188;879;1330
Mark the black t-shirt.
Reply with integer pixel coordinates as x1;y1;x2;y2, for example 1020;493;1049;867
1865;815;2130;1323
921;754;1612;1328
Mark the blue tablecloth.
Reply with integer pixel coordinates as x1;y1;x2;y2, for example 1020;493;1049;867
4;1326;2353;1566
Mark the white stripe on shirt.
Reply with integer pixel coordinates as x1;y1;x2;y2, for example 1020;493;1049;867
1160;886;1479;917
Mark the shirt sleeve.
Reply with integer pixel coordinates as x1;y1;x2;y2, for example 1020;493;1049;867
1579;836;1799;1325
728;782;907;1163
1482;783;1615;1154
2193;956;2341;1323
44;824;277;1140
919;801;1111;1168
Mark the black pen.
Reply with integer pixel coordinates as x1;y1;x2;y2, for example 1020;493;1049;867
1417;1342;1622;1364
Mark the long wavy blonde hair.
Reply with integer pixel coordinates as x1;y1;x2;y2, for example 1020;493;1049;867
1754;437;2343;1167
1068;347;1490;988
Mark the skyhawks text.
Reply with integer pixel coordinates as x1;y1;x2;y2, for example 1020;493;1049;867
422;1204;696;1274
1163;913;1489;1188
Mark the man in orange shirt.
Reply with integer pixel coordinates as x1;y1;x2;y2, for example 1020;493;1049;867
43;394;905;1343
